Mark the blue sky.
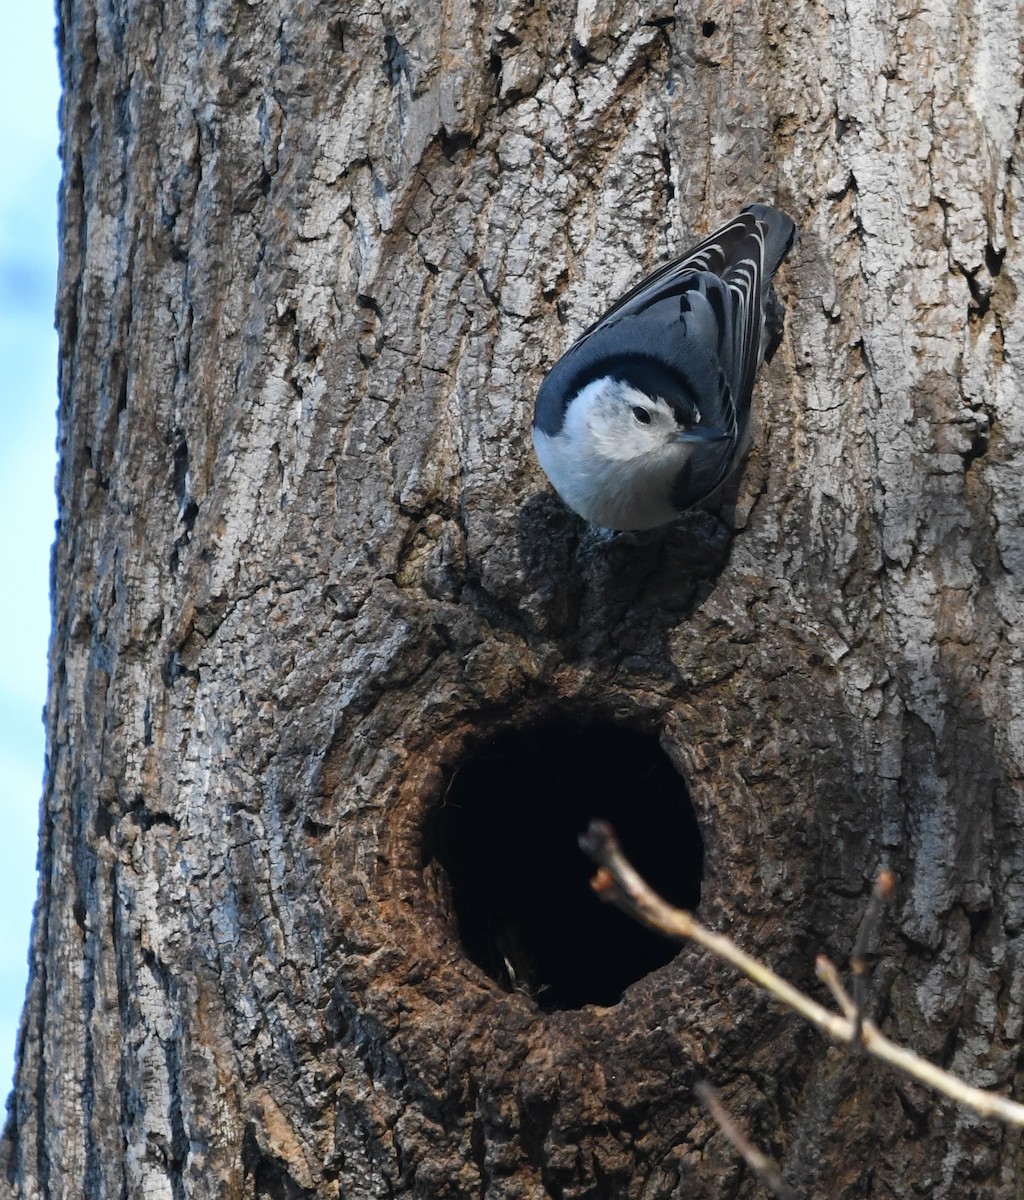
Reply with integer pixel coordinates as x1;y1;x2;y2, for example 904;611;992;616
1;8;60;1098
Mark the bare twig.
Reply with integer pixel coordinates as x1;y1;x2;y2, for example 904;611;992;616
850;870;896;1037
579;820;1024;1127
814;955;856;1022
694;1081;802;1200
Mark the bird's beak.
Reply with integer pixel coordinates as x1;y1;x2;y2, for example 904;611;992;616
673;426;729;444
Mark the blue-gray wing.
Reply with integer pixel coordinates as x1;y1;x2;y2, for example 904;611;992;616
571;207;793;435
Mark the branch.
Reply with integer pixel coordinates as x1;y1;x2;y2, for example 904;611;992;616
814;955;856;1021
579;821;1024;1127
850;868;896;1037
694;1081;802;1200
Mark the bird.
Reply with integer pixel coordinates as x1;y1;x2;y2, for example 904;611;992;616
532;203;797;531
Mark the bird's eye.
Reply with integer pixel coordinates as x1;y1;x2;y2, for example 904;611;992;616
631;406;652;425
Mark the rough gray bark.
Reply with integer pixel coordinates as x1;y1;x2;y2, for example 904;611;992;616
4;0;1024;1196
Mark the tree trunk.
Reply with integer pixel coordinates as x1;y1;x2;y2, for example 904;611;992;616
4;0;1024;1196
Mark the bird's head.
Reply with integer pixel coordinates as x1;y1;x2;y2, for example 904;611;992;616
532;376;728;530
565;377;725;463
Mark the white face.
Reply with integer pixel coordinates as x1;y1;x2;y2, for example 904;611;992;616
565;378;685;461
533;378;700;530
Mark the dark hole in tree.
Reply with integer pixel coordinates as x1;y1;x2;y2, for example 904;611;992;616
701;19;718;35
431;719;703;1011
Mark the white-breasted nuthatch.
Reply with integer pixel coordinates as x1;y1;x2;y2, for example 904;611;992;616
532;204;797;530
